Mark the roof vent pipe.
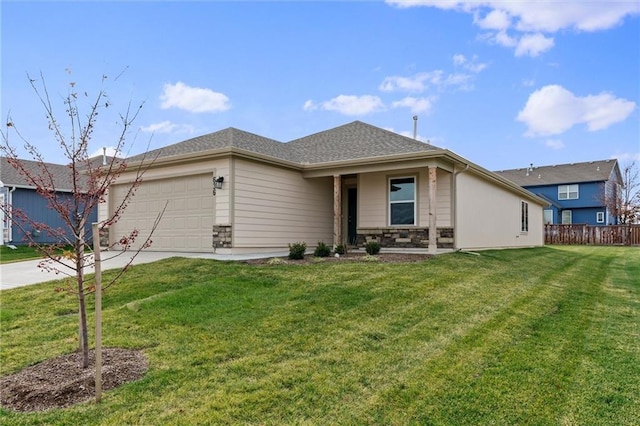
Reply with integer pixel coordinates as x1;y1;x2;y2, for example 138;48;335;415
413;115;418;140
102;147;107;166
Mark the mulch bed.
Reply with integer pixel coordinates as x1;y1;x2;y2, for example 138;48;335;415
0;348;147;413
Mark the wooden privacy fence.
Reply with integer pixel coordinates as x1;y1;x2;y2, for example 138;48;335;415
545;224;640;246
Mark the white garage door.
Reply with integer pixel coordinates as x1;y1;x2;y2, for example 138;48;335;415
110;173;214;252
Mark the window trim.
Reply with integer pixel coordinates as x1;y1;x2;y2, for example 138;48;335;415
543;209;553;225
558;184;579;200
596;211;605;223
389;176;417;226
521;201;529;233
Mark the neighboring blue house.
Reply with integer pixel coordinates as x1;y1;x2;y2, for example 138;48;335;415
495;159;622;225
0;157;98;245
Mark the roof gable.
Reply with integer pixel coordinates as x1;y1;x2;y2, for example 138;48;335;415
287;121;440;164
127;128;292;163
494;159;620;187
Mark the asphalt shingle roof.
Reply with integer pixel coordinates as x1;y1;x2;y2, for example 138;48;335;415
287;121;440;164
127;128;294;163
494;159;619;186
127;121;441;165
1;156;76;191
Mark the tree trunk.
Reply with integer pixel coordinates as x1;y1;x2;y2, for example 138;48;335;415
75;233;90;369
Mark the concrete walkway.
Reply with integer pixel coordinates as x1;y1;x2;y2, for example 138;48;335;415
0;250;288;290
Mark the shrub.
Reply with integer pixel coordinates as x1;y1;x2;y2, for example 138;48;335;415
365;241;381;255
334;244;347;255
363;254;379;262
288;242;307;260
267;257;287;265
314;241;331;258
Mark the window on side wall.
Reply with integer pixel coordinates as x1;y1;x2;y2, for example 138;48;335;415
389;177;416;226
543;209;553;224
596;212;605;223
558;184;579;200
562;210;572;224
521;201;529;232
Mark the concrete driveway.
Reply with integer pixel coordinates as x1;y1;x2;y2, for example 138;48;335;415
0;250;288;290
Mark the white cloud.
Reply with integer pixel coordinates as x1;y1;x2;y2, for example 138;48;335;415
452;54;488;73
474;8;511;30
316;95;385;116
544;139;565;150
381;70;474;92
386;1;639;55
140;120;195;134
514;33;554;57
160;82;230;113
303;100;318;111
380;71;442;92
392;96;435;114
517;84;636;136
612;152;640;162
453;54;466;66
522;78;535;87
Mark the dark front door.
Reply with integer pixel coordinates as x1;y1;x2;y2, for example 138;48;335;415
347;188;357;245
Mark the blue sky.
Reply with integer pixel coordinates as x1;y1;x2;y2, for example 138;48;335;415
2;1;639;171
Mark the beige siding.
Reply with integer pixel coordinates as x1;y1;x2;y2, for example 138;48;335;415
232;159;333;248
455;172;544;249
358;168;452;228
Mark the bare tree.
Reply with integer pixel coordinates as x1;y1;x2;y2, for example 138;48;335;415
601;161;640;225
1;71;162;368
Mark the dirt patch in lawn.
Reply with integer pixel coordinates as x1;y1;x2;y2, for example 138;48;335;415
0;348;147;412
243;252;434;265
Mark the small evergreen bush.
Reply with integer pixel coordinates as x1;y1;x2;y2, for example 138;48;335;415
365;241;381;255
288;242;307;260
334;244;347;255
314;241;331;258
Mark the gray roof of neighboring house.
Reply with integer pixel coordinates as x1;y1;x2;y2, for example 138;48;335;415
494;159;620;186
127;121;441;165
1;156;75;191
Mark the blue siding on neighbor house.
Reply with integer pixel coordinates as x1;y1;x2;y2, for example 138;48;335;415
10;188;97;244
525;181;611;225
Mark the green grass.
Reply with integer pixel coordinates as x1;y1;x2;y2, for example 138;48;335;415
0;245;43;264
1;246;638;425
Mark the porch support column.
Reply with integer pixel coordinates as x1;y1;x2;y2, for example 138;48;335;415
333;175;342;248
428;166;438;255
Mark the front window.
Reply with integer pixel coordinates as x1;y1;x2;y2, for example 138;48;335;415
521;201;529;232
558;184;579;200
562;210;572;224
389;177;416;225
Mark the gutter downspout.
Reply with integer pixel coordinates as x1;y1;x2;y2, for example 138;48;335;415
453;164;469;250
8;186;16;244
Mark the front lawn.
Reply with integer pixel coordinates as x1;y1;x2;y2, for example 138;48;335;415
1;246;638;424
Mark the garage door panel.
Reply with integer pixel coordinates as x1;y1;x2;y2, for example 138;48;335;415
110;174;213;252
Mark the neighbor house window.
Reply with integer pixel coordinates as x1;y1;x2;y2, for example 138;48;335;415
558;184;579;200
544;209;553;224
596;212;605;223
389;177;416;225
562;210;572;224
521;201;529;232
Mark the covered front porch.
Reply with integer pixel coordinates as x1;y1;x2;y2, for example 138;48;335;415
323;162;456;255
